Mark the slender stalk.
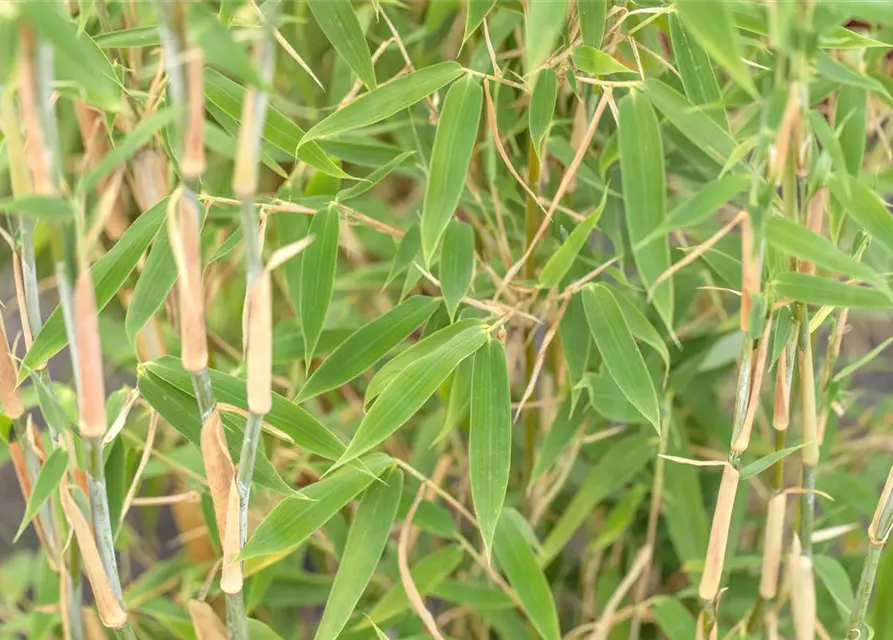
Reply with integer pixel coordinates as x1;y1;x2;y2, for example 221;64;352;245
797;306;818;559
523;137;541;485
848;464;893;638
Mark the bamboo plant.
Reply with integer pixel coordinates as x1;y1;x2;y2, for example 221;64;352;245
2;1;893;640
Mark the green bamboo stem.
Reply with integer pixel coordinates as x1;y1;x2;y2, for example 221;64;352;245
523;137;540;486
847;471;893;639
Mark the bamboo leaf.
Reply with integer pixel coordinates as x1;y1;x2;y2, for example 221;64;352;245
668;13;726;128
578;0;608;48
538;192;607;289
494;509;561;640
619;89;673;330
560;293;591;412
526;0;570;72
313;467;403;640
652;598;698;640
808;110;849;182
773;273;892;310
300;62;464;148
530;398;583;486
739;443;808;479
837;86;867;176
240;454;392;560
365;318;480;403
361;545;464;628
93;26;159;49
336;322;487;468
674;0;756;96
204;69;347;179
420;75;482;264
814;555;855;622
588;484;648;553
529;68;557;160
308;0;377;90
300;207;341;363
297;296;441;402
336;150;416;201
582;284;660;431
143;356;347;460
834;336;893;383
645;78;735;164
19;2;122;110
573;46;634;76
830;175;893;254
0;195;76;221
439;220;475;320
187;2;261;87
816;51;891;100
470;338;512;561
14;448;68;542
20;198;168;378
610;287;670;371
385;223;422;288
464;0;496;43
765;217;881;285
540;433;656;564
124;232;177;343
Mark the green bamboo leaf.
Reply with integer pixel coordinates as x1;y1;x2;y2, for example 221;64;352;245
187;2;261;87
308;0;376;90
645;78;735;164
572;46;634;76
610;287;670;371
421;75;482;264
667;173;750;231
93;26;160;49
582;284;660;431
559;293;591;412
529;68;557;160
297;296;441;402
470;338;511;562
240;454;392;560
663;431;709;566
300;62;464;148
765;217;881;285
314;467;403;640
437;356;473;444
0;19;17;83
837;86;867;176
361;545;463;628
464;0;496;43
246;620;284;640
834;336;893;383
124;232;177;343
336;323;487;468
739;443;808;480
494;509;561;640
578;0;608;48
674;0;756;97
538;191;607;289
336;150;416;201
439;220;475;320
816;51;891;100
365;318;480;403
19;2;122;110
584;370;647;424
830;175;893;254
0;195;75;221
808;110;849;183
14;448;68;543
619;89;673;331
143;356;347;460
300;207;341;363
652;598;697;640
204;69;347;179
540;433;656;564
668;13;726;128
814;555;855;622
137;369;293;494
588;484;648;553
385;223;422;288
773;273;892;309
525;0;570;72
20;198;168;379
530;398;584;486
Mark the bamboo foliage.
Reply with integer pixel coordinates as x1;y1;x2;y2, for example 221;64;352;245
1;2;893;640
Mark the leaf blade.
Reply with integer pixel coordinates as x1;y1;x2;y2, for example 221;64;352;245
308;0;377;90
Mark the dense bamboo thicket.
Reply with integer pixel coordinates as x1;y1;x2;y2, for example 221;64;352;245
2;1;893;639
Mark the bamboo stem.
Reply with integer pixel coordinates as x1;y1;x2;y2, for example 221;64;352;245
523;136;541;486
